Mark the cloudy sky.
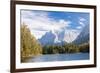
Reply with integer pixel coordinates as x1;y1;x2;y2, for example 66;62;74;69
21;9;89;39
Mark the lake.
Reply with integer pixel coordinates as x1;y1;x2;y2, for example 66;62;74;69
22;53;89;63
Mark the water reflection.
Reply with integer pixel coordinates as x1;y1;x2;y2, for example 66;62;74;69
22;53;89;63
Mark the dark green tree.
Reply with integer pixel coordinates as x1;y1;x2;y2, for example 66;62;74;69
79;43;89;53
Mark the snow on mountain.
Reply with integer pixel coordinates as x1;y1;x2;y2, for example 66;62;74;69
38;29;80;45
73;24;89;44
53;30;65;43
63;30;80;43
38;31;56;45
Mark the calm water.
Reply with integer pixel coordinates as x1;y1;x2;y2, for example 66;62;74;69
23;53;89;63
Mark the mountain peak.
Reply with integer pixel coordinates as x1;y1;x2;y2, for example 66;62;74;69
38;29;80;45
64;30;79;43
38;31;56;45
73;24;89;44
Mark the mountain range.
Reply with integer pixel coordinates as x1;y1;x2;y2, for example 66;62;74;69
73;24;89;44
38;24;89;45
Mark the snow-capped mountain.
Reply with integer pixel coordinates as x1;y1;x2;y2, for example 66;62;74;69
38;31;55;45
38;29;79;45
73;24;89;44
53;30;65;43
63;30;79;43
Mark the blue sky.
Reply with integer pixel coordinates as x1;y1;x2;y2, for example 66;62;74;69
48;11;89;29
21;10;90;39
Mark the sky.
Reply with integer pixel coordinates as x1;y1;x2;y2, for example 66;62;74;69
21;9;90;39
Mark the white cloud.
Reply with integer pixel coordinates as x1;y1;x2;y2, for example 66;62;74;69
79;17;86;22
21;10;71;39
31;30;46;39
76;26;82;29
79;21;85;26
78;17;86;27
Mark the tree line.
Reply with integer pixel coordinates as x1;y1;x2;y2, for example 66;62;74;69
42;43;89;54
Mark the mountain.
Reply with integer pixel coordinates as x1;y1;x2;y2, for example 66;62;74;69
63;30;79;43
52;30;65;44
73;24;89;44
38;31;56;45
38;29;79;45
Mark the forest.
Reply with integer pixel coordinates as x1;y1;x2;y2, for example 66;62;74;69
21;24;89;61
42;43;89;54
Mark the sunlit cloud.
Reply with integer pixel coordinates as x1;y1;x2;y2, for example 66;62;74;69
21;10;89;40
21;10;71;39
